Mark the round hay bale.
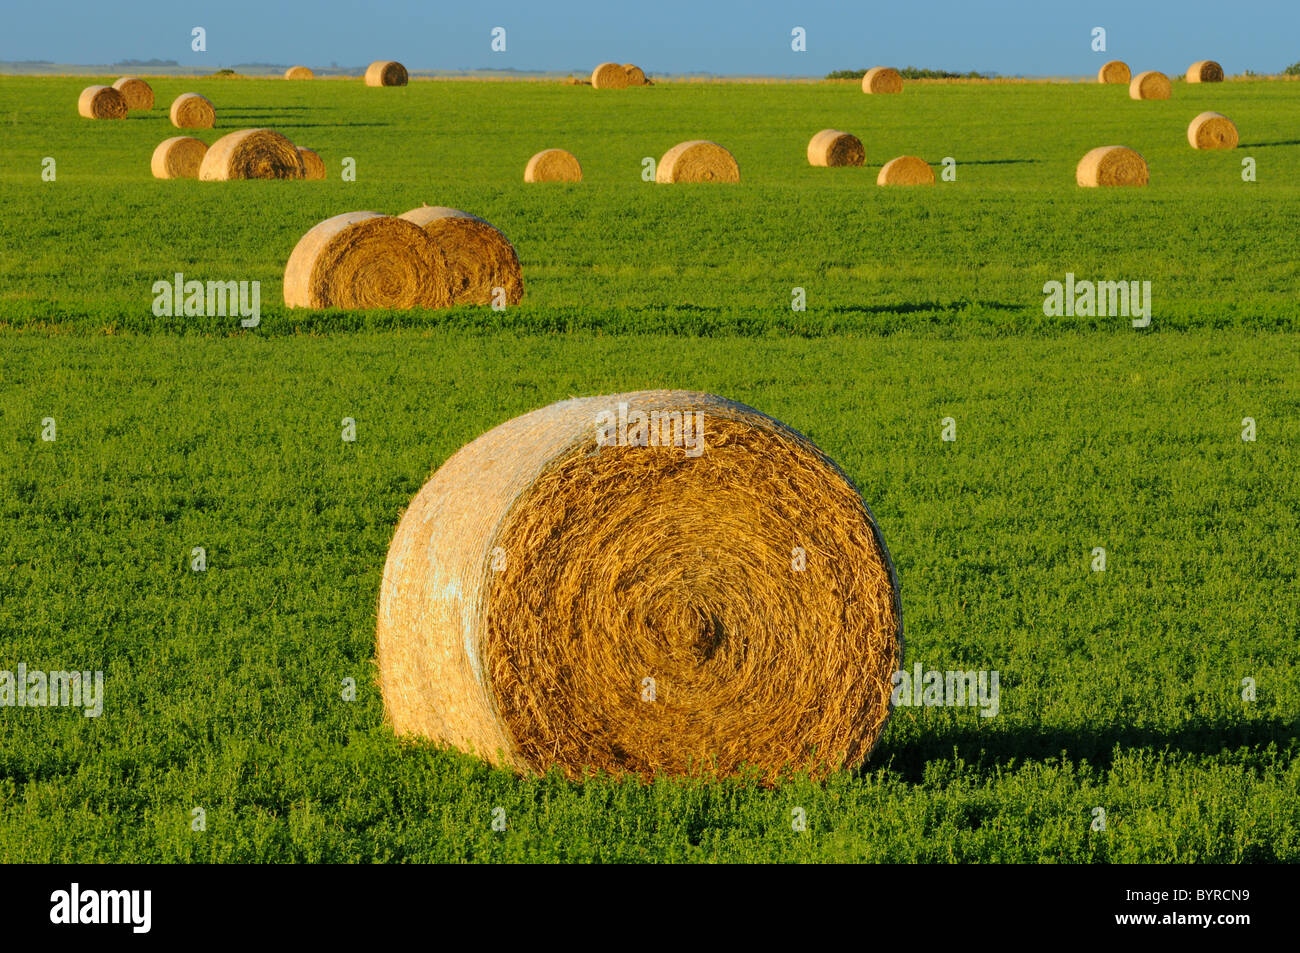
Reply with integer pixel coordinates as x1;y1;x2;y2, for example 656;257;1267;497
77;85;127;119
524;148;582;183
1097;60;1131;84
376;390;903;781
861;66;903;94
283;211;451;310
1186;60;1224;83
876;155;934;185
150;136;208;179
112;76;154;109
1076;146;1149;187
1187;111;1238;150
655;140;740;183
199;129;305;181
170;92;215;129
298;147;327;179
807;129;865;167
623;64;648;85
591;62;629;89
285;65;314;80
1129;70;1171;100
365;60;408;87
397;206;524;307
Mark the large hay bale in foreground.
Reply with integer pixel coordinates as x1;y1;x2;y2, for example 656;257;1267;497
283;211;451;310
1129;70;1171;100
170;93;215;129
656;140;740;183
807;129;865;167
591;62;630;88
861;67;903;93
398;206;524;306
1187;111;1238;150
365;60;408;86
1097;60;1131;84
77;85;127;119
112;77;154;109
151;136;208;179
298;147;327;179
1186;60;1224;83
285;65;314;80
623;64;648;85
1076;146;1149;186
199;129;305;180
877;155;934;185
376;390;903;780
524;148;582;182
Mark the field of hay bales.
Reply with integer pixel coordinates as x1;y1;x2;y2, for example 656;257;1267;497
1;75;1298;862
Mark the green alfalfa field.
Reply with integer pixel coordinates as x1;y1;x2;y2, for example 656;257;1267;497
0;75;1297;862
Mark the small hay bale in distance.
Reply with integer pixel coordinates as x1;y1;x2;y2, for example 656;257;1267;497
807;129;865;167
398;206;524;306
198;129;305;181
77;85;127;119
365;60;408;86
655;140;740;183
376;390;903;781
861;66;903;93
591;62;629;88
298;147;327;179
1187;111;1238;150
1129;70;1171;100
623;64;648;85
1186;60;1224;83
524;148;582;182
285;65;314;79
151;136;208;179
877;155;934;185
1097;60;1131;84
112;77;154;109
170;92;215;129
283;211;451;310
1076;146;1149;187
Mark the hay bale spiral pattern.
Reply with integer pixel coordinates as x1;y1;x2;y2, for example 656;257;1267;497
170;93;215;129
298;147;327;179
365;61;408;86
1186;60;1224;83
398;206;524;306
1097;61;1131;84
623;64;648;85
1076;146;1149;187
112;77;154;109
151;136;209;179
877;155;934;185
199;129;305;181
591;62;630;88
524;148;582;182
655;140;740;183
807;129;865;167
862;67;903;94
1129;70;1171;100
78;85;127;119
1187;112;1238;150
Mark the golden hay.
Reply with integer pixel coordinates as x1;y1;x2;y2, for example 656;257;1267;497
1129;70;1171;100
285;65;314;80
524;148;582;182
112;77;154;109
298;147;327;179
1097;60;1131;84
169;92;215;129
150;136;208;179
283;211;451;310
655;140;740;183
397;206;524;306
1186;60;1224;83
591;62;630;89
199;129;305;180
862;66;903;93
365;60;408;86
376;390;903;781
623;64;648;85
877;155;934;185
77;85;127;119
807;129;865;167
1187;111;1238;150
1076;146;1149;186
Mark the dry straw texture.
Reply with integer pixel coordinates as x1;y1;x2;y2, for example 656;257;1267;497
398;206;524;306
365;60;408;86
376;390;903;781
298;147;327;179
284;211;451;310
199;129;305;181
591;62;630;88
877;155;934;185
170;93;215;129
623;64;648;85
285;65;314;79
1187;111;1238;150
861;67;903;93
807;129;865;167
112;77;153;109
524;148;582;182
77;85;127;119
1076;146;1149;186
656;140;740;183
1186;60;1224;83
150;136;208;179
1097;61;1131;84
1130;70;1171;100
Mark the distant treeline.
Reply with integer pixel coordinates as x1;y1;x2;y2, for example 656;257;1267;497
827;66;993;80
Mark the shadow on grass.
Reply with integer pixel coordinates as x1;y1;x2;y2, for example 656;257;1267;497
957;158;1041;165
1238;140;1300;148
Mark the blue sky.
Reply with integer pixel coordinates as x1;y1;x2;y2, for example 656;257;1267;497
3;0;1296;75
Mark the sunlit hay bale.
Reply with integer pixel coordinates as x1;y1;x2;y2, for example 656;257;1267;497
861;67;903;93
169;92;215;129
1130;70;1171;100
524;148;582;182
199;129;305;180
1076;146;1149;186
151;136;208;179
1186;60;1224;83
398;206;524;306
78;85;127;119
365;60;408;86
1187;111;1238;150
1097;61;1131;84
807;129;865;167
298;147;327;179
591;62;630;88
655;140;740;183
876;155;934;185
285;66;314;80
623;64;648;85
112;77;154;109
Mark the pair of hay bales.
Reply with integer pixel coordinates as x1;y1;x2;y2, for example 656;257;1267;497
523;142;742;183
590;62;650;88
284;207;523;310
365;60;408;86
152;128;327;180
78;77;155;118
805;131;933;185
1078;113;1238;186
